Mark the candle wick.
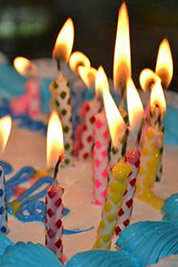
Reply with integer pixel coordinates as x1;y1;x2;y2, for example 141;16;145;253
121;127;129;157
57;60;61;71
53;154;64;183
136;119;144;147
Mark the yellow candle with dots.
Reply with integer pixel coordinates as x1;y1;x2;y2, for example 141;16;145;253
93;159;132;250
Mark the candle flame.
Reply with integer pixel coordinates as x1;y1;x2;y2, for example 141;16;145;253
95;66;109;96
0;115;12;153
13;57;32;76
103;91;126;147
139;68;161;91
52;18;74;62
47;111;64;168
155;38;173;88
113;2;131;91
69;51;90;75
127;78;144;130
150;81;166;115
78;66;97;88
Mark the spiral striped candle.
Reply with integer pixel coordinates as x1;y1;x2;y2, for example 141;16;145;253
49;72;74;166
93;111;110;206
114;148;141;235
45;184;64;261
0;166;7;234
93;159;131;250
78;98;101;160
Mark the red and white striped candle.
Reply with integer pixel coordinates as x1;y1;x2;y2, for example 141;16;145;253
45;184;64;261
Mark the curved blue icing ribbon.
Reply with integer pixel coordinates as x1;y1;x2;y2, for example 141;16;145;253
0;241;62;267
63;226;93;235
0;161;13;176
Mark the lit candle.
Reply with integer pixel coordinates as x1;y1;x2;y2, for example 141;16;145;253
0;116;12;233
11;57;41;118
136;80;166;210
92;67;110;206
50;18;74;167
103;89;126;181
45;111;65;262
114;79;143;235
113;2;131;119
76;64;101;160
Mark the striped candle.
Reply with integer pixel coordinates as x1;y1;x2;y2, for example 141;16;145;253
45;184;64;261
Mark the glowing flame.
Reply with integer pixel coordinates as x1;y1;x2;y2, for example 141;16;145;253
113;2;131;91
69;51;90;75
13;57;32;76
0;116;12;153
139;68;161;91
103;91;126;147
95;66;110;96
150;81;166;115
127;79;144;130
78;66;97;88
52;18;74;62
47;111;64;168
155;39;173;88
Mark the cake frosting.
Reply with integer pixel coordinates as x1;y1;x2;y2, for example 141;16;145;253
0;57;177;266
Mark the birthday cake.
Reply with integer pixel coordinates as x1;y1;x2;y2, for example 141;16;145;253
0;2;178;267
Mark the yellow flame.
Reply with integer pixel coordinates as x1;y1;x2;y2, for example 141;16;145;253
95;66;110;96
47;111;64;168
0;116;12;153
150;81;166;115
103;91;126;147
139;68;161;91
113;2;131;91
69;51;90;75
127;79;144;130
155;38;173;88
13;57;31;76
78;66;97;88
52;18;74;62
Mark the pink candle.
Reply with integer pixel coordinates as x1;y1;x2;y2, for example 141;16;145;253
45;184;64;261
25;79;41;118
78;98;101;160
93;111;110;205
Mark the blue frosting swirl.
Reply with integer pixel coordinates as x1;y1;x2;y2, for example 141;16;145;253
66;250;139;267
162;193;178;223
0;241;63;267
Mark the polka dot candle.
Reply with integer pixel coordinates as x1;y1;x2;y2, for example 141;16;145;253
0;166;7;234
78;98;101;160
49;72;74;167
93;111;110;206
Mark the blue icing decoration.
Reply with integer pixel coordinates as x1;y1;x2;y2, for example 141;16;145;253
66;250;139;267
0;233;14;255
0;161;13;176
0;241;62;267
162;193;178;223
164;106;178;145
116;220;178;267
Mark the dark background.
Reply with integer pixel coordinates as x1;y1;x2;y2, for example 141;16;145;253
0;0;177;90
